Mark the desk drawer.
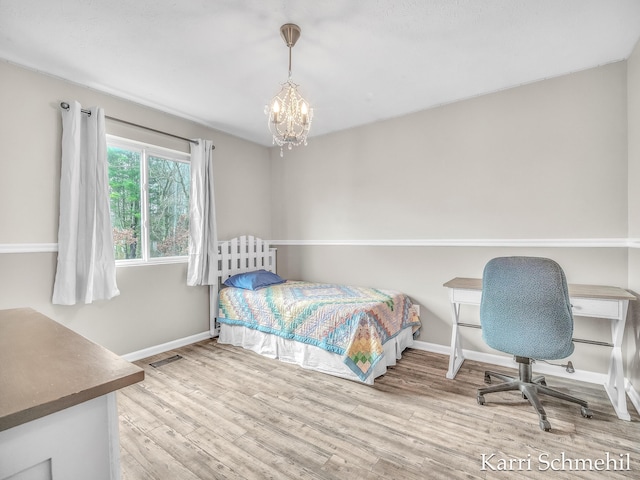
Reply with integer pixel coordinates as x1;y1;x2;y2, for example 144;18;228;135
451;289;482;305
571;297;619;319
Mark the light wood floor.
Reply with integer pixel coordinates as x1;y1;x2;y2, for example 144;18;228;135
118;339;640;479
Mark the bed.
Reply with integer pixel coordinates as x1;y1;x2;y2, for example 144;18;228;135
214;236;421;384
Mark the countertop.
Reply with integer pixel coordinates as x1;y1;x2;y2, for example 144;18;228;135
0;308;144;431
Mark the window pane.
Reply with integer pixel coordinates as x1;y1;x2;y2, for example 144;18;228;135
108;146;142;260
148;156;190;258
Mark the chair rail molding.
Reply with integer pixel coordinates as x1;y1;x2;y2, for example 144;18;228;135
2;238;639;254
0;243;58;254
270;238;637;248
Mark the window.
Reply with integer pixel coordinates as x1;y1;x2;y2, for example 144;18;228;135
107;136;190;264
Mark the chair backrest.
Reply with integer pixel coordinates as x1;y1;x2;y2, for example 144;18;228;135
480;256;574;360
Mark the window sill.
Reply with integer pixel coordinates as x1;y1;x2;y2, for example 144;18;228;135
116;256;188;268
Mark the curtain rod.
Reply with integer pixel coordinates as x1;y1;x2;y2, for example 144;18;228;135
59;102;215;149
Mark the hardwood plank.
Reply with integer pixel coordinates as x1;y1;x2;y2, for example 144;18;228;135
119;380;199;437
118;340;640;479
137;370;247;442
251;391;379;468
119;417;201;480
120;451;155;480
148;425;238;479
189;425;310;480
320;454;379;480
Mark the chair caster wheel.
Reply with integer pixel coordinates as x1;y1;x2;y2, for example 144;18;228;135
581;407;592;418
484;373;491;384
540;420;551;432
477;394;485;406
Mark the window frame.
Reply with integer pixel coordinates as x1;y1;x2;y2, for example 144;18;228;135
107;135;191;267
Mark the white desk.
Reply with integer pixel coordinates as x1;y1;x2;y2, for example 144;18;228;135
443;277;635;421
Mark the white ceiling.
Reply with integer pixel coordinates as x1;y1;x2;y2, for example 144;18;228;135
2;0;640;146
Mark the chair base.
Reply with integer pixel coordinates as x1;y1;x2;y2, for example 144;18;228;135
477;357;592;431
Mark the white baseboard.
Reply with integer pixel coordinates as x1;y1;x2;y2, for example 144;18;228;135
121;331;212;362
411;340;608;385
413;340;450;356
626;379;640;416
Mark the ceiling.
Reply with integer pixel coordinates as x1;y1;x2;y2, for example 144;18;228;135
2;1;640;146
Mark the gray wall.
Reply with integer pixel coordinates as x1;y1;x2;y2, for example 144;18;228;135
270;61;632;376
271;62;627;240
0;50;637;388
0;60;270;355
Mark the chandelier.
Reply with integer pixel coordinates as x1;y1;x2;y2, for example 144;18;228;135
265;23;313;157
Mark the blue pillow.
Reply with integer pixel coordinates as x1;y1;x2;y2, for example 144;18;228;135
223;269;285;290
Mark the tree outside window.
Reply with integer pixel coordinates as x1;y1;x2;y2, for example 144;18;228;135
148;155;190;258
107;138;190;263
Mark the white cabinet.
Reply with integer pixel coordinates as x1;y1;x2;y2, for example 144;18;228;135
0;309;143;480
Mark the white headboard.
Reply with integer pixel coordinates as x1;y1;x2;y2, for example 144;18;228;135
217;235;277;281
212;235;277;336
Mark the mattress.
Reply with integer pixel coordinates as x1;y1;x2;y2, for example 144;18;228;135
217;280;421;382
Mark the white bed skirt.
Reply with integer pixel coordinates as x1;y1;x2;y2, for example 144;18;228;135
218;324;415;385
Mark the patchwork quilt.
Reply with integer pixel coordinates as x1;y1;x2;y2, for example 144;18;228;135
218;280;421;380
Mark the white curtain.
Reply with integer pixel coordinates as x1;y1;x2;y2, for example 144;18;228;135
52;101;120;305
187;139;218;286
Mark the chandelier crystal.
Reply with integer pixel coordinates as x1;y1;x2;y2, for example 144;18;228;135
265;24;313;157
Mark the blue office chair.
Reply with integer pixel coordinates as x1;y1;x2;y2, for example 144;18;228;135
477;256;592;431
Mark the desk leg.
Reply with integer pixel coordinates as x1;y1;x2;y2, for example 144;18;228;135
603;300;630;421
446;302;465;379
